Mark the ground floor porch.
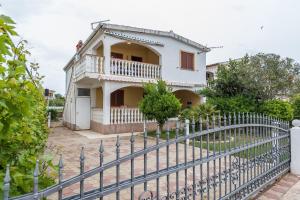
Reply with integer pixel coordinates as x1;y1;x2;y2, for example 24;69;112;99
64;81;204;134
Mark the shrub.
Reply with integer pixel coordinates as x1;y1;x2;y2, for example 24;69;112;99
0;14;55;196
49;98;64;106
259;99;294;121
47;109;58;121
179;103;219;122
139;80;181;129
207;95;258;114
291;94;300;119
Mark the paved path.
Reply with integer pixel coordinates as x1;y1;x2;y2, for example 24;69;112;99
47;127;212;199
257;173;300;199
47;126;300;199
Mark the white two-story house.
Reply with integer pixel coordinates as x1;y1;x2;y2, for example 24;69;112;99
63;23;210;134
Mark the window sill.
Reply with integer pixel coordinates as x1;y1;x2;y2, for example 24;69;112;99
178;67;195;71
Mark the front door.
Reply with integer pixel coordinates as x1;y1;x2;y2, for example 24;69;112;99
76;97;91;129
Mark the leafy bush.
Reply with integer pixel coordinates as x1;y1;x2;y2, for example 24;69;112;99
179;103;219;122
139;80;181;129
47;109;58;121
206;95;258;114
291;94;300;119
0;15;55;196
259;100;294;121
49;98;64;106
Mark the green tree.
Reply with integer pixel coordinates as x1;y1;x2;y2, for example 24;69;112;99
201;53;300;117
0;15;54;196
139;80;181;130
291;94;300;119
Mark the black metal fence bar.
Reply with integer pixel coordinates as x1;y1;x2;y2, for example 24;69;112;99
3;113;290;200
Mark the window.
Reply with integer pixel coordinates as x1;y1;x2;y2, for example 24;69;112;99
181;51;194;70
131;56;143;62
77;88;90;96
111;90;124;107
206;72;214;81
111;52;123;59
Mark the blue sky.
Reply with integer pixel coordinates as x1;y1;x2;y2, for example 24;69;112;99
1;0;300;94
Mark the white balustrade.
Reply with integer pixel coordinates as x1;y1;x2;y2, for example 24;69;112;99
75;54;104;77
110;107;154;124
110;58;161;79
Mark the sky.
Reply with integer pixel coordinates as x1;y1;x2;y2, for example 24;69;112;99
1;0;300;94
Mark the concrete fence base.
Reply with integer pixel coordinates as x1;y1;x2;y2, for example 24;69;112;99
291;120;300;175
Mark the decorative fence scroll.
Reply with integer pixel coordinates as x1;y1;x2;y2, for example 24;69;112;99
2;113;290;200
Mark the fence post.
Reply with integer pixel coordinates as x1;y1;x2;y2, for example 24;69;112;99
48;112;51;128
185;119;190;145
291;120;300;175
3;165;10;200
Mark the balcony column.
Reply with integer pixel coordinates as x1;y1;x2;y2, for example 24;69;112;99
103;42;111;75
102;83;111;125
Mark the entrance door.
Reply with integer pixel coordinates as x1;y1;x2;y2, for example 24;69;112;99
76;97;91;129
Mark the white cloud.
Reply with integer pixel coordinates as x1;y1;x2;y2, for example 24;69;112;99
1;0;300;94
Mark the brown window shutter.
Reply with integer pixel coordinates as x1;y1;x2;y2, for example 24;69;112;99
181;51;194;70
188;53;194;70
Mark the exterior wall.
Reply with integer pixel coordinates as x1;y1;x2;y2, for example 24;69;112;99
173;90;201;108
96;87;103;108
101;32;207;86
65;67;72;94
96;44;104;57
63;80;76;129
206;64;218;80
111;43;159;64
206;65;218;75
123;87;144;107
91;88;96;107
91;120;177;134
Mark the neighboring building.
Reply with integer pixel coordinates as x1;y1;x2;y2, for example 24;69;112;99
206;58;242;82
63;23;210;133
206;63;219;82
44;89;56;100
206;61;228;82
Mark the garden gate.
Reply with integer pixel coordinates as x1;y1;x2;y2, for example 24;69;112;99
3;113;290;200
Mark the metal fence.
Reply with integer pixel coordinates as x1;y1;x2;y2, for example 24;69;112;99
3;113;290;200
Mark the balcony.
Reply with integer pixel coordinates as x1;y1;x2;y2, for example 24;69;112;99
74;55;161;82
110;58;161;79
74;54;103;77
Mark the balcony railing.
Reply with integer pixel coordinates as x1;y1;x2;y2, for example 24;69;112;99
74;56;161;80
110;58;161;79
75;54;104;77
110;107;156;124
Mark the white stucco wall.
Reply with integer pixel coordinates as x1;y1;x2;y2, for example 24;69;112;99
206;65;218;74
65;67;72;95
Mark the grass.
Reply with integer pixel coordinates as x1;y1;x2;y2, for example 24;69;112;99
147;129;288;159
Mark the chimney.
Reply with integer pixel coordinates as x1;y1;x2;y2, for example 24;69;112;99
76;40;83;52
